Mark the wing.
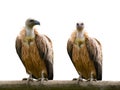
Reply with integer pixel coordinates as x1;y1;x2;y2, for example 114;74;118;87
15;36;22;60
67;39;73;60
67;39;78;71
35;34;53;80
85;37;102;80
67;31;76;61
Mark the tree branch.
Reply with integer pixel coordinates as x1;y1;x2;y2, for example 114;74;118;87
0;80;120;90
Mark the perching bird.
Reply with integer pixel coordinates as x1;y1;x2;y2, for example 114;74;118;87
67;22;102;81
15;18;54;82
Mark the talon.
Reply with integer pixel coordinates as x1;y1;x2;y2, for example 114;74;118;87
87;72;96;81
37;78;48;82
22;77;33;81
72;78;78;81
72;78;83;82
22;78;28;81
73;75;84;84
37;71;48;83
87;78;96;81
23;74;34;85
77;78;84;83
78;74;83;82
27;77;34;82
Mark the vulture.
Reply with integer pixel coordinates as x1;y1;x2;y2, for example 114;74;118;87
15;18;54;82
67;22;102;81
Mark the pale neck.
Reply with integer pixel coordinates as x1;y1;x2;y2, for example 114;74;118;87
25;26;35;38
76;30;84;39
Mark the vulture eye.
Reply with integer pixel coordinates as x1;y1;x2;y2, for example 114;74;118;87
81;23;84;25
76;23;79;26
29;20;34;22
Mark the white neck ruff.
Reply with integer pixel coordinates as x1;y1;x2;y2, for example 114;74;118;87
25;26;35;38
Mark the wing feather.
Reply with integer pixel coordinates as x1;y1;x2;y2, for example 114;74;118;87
15;36;22;60
67;39;79;73
35;34;53;80
67;39;73;60
85;37;102;80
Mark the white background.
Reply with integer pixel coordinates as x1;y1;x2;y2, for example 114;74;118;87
0;0;120;81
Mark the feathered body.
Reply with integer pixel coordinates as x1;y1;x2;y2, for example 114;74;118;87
15;19;53;80
67;22;102;80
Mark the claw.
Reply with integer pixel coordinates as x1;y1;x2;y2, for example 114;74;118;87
77;75;84;82
87;72;96;81
77;72;84;83
22;74;34;85
73;74;84;84
22;78;28;81
37;78;48;82
37;71;48;84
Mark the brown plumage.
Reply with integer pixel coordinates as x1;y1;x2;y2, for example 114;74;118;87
15;18;53;81
67;22;102;81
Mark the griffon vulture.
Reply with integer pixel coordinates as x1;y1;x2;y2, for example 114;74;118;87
15;18;54;82
67;22;102;81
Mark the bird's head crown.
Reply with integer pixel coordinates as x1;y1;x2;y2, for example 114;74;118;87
25;18;40;29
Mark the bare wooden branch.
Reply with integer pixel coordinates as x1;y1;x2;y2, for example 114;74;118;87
0;80;120;90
